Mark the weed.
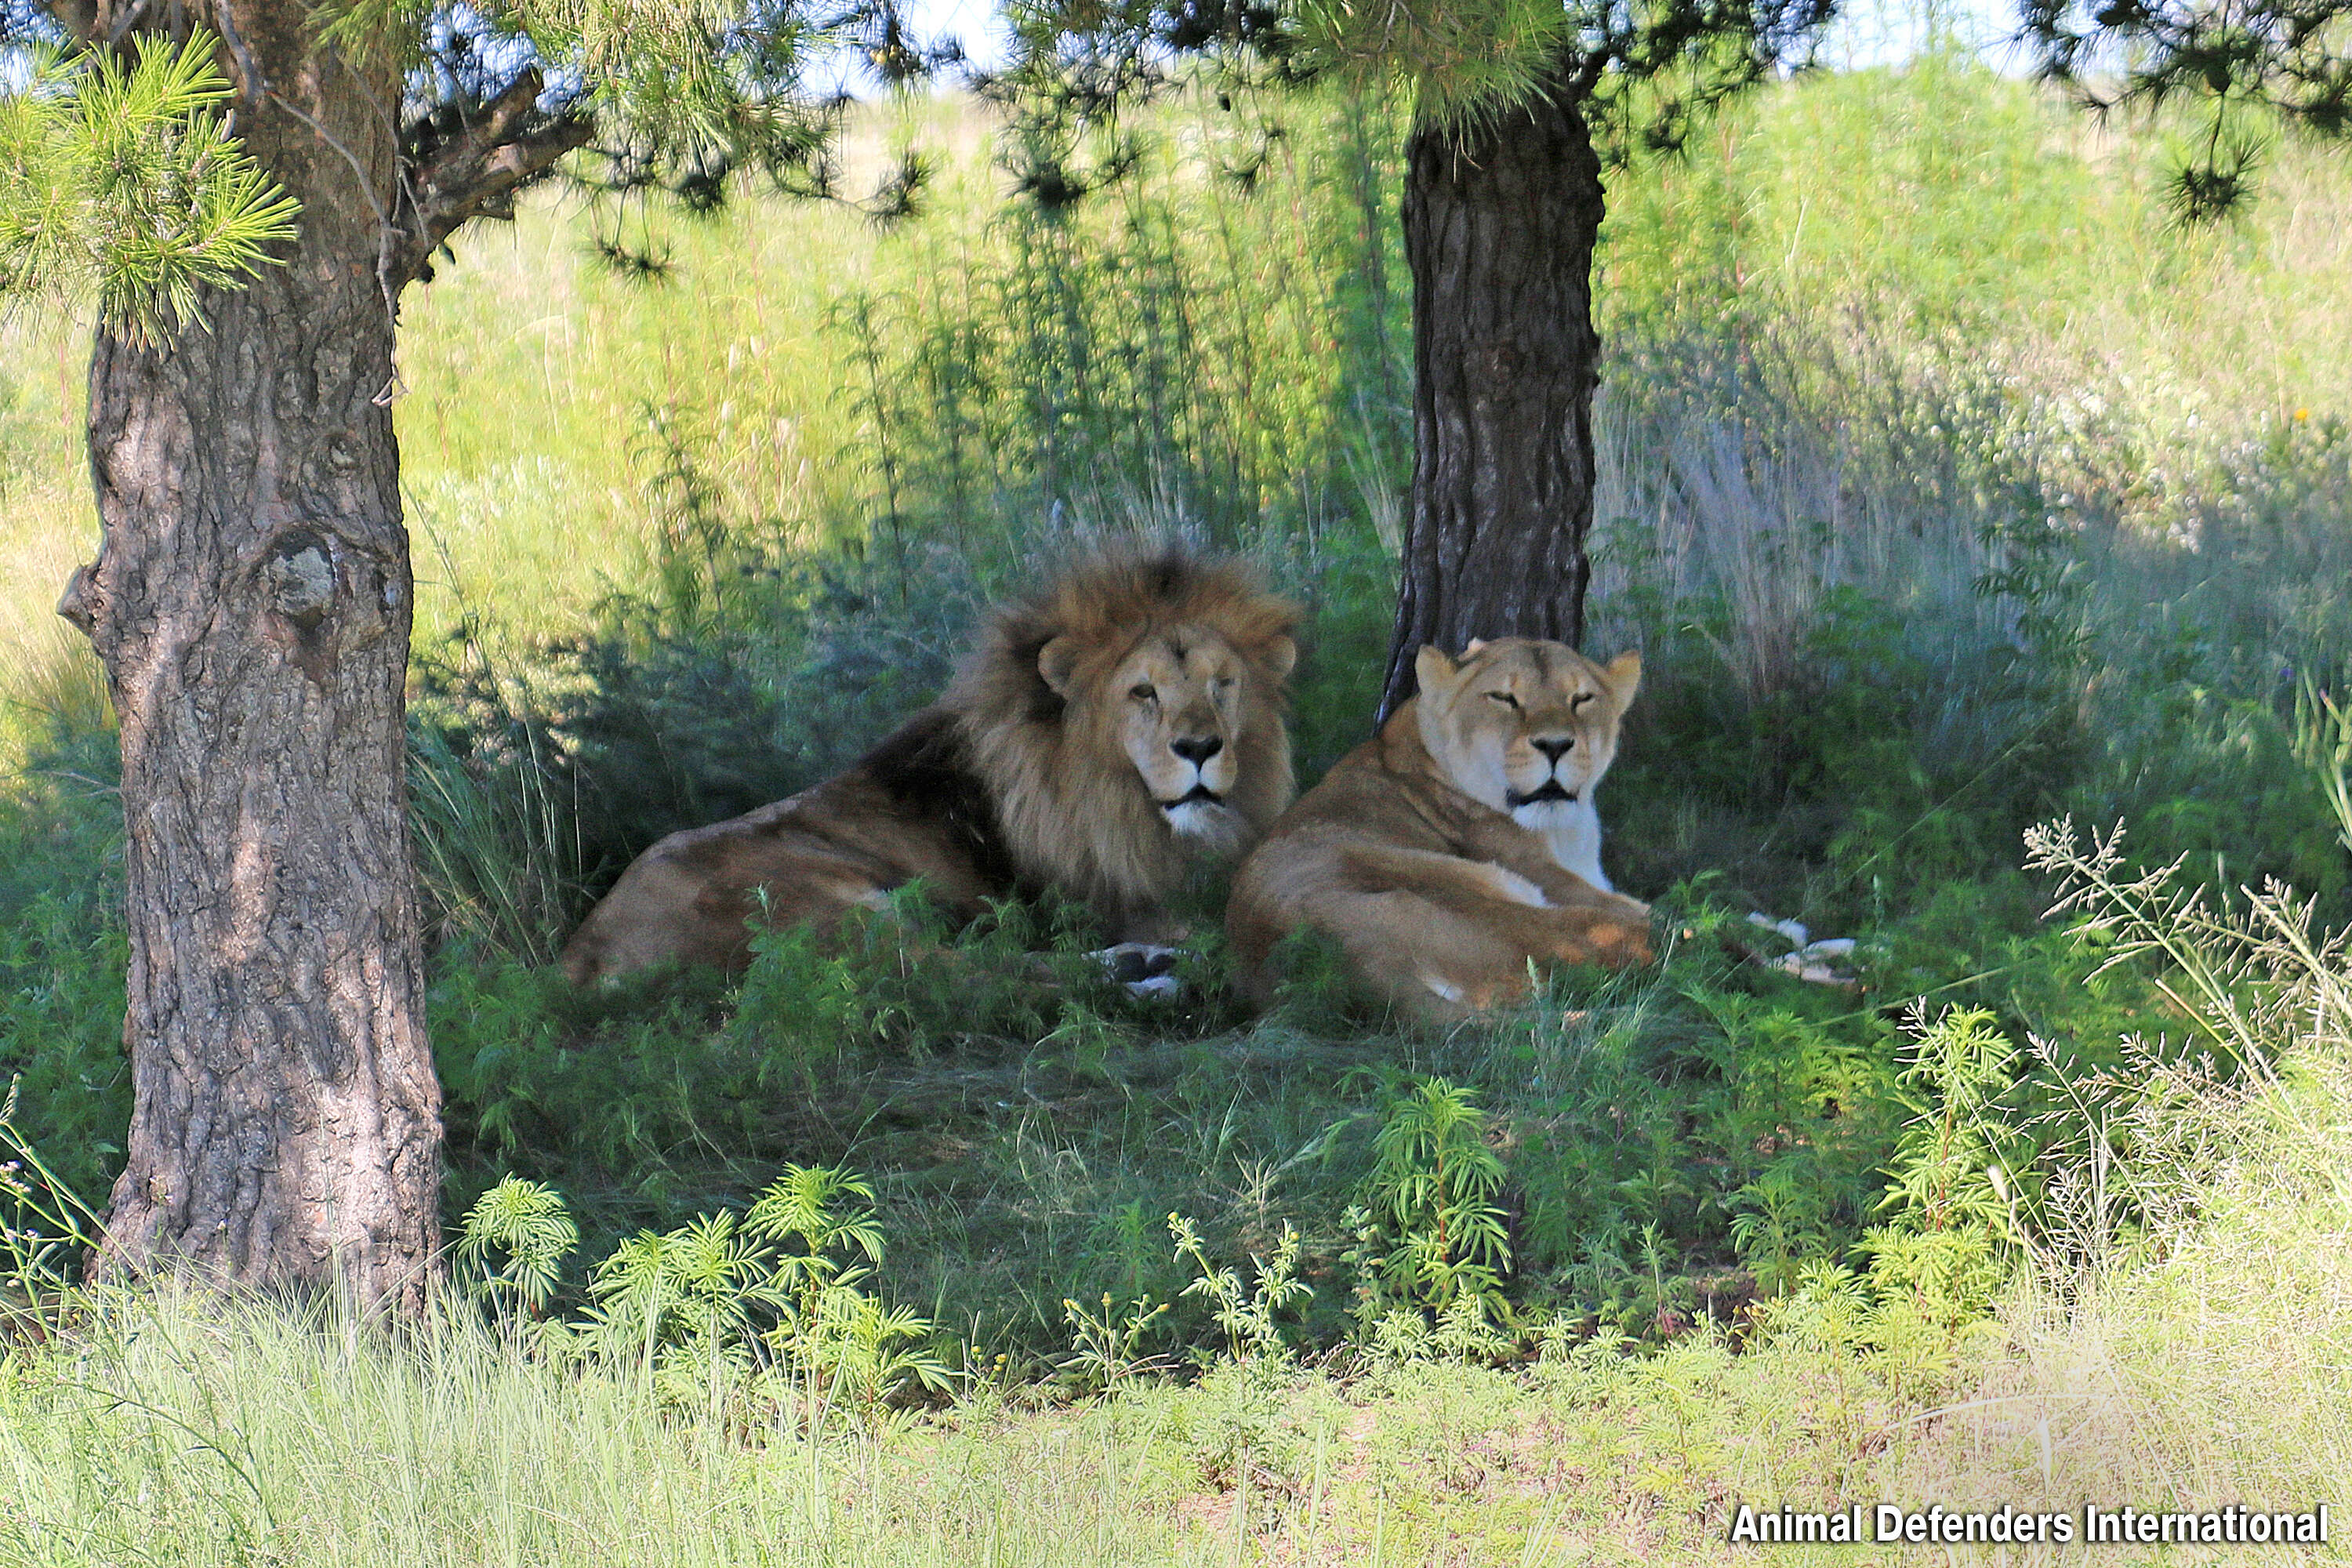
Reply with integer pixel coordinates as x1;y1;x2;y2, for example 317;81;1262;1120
454;1175;579;1330
1170;1212;1312;1366
1058;1290;1174;1395
1342;1076;1512;1323
0;1076;106;1321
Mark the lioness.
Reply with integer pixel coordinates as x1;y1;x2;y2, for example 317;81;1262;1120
1226;637;1652;1022
561;550;1300;984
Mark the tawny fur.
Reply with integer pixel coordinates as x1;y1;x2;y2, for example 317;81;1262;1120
561;548;1300;984
1226;637;1652;1024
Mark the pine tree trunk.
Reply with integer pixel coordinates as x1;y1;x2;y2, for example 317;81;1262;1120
61;20;441;1310
1381;77;1606;719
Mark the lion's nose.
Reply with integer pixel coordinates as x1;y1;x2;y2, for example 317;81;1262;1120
1170;735;1223;766
1532;735;1575;763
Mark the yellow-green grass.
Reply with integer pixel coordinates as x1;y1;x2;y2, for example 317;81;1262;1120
8;1045;2347;1568
1607;52;2352;430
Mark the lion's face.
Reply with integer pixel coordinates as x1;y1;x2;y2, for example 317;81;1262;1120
1413;639;1641;829
1042;623;1294;857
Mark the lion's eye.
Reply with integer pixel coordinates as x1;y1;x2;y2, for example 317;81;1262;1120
1130;684;1158;703
1570;691;1595;710
1213;676;1236;691
1486;691;1520;710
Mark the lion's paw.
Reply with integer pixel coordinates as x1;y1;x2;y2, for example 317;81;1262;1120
1089;942;1187;1000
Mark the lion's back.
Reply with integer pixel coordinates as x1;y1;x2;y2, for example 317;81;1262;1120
557;713;1000;984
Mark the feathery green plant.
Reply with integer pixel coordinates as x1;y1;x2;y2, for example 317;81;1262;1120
560;1163;949;1429
1851;1005;2017;1329
1169;1213;1311;1365
1725;1163;1831;1299
1874;1006;2015;1238
456;1176;580;1326
1345;1076;1512;1319
584;1210;771;1391
744;1162;887;1288
1058;1290;1174;1394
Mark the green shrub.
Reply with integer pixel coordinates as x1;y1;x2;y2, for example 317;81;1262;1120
1342;1077;1512;1321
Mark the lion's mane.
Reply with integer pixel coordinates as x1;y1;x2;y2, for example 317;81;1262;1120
942;547;1301;925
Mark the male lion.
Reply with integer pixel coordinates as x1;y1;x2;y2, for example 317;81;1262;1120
1226;637;1652;1022
560;550;1301;984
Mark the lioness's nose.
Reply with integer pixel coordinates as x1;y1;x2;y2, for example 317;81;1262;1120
1532;735;1575;762
1171;735;1223;765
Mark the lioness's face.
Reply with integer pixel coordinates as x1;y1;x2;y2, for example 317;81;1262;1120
1413;639;1641;826
1042;622;1295;851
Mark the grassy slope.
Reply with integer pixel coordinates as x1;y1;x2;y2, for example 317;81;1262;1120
5;1058;2347;1568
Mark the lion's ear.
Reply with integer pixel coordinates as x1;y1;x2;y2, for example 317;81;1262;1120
1037;636;1083;698
1464;637;1489;654
1260;634;1298;681
1414;644;1459;698
1602;650;1642;707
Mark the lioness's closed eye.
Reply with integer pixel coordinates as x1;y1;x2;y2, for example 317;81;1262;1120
1226;636;1652;1023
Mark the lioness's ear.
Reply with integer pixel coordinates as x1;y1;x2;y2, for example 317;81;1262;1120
1464;637;1489;655
1602;650;1642;706
1037;636;1083;698
1261;635;1298;680
1414;644;1459;697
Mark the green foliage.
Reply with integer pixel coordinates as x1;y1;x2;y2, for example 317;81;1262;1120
746;1162;886;1283
456;1176;580;1322
0;710;128;1224
409;713;585;964
1724;1163;1828;1299
1852;1006;2018;1328
1875;1007;2015;1236
1488;943;1901;1326
0;35;299;341
2020;0;2348;221
731;891;1074;1067
2295;676;2352;859
451;1162;956;1429
1058;1290;1174;1394
746;1164;956;1435
1343;1077;1512;1320
1169;1212;1312;1364
0;1076;107;1319
1288;0;1580;121
584;1210;771;1396
2029;817;2347;1073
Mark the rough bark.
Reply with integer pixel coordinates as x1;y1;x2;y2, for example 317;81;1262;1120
1381;78;1606;720
62;8;441;1310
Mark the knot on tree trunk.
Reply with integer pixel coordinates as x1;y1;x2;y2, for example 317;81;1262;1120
56;561;103;637
263;533;336;628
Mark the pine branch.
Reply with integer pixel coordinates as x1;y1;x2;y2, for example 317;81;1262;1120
392;67;593;285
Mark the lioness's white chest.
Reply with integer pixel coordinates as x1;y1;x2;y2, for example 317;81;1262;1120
1511;797;1610;892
